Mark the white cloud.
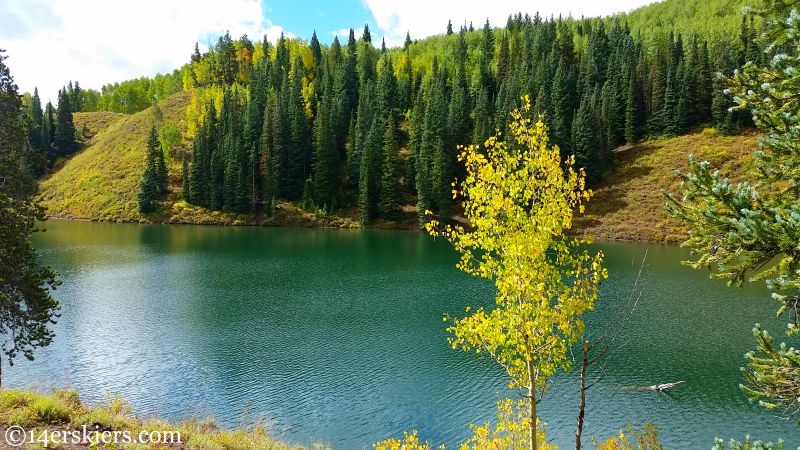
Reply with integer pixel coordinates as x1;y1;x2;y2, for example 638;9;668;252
331;27;364;42
363;0;656;47
1;0;283;102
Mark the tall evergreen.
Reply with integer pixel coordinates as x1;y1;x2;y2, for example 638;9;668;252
138;125;165;213
379;118;401;220
313;79;338;210
54;88;76;158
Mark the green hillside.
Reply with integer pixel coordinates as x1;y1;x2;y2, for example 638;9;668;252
39;92;191;222
618;0;753;39
577;128;758;242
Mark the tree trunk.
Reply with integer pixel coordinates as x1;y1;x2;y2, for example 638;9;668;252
528;359;537;450
575;340;589;450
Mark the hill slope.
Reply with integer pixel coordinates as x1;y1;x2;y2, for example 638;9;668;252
576;129;759;243
39;91;191;222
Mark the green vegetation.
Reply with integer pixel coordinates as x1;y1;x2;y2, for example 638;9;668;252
31;0;762;231
0;388;305;449
0;50;59;387
668;0;800;421
137;125;167;213
38;92;190;222
426;99;605;449
576;129;759;242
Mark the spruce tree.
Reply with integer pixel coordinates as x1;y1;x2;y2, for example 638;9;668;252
379;118;401;220
138;125;163;213
313;83;338;210
668;1;800;419
571;88;597;179
42;101;55;159
550;60;572;151
362;24;372;44
0;50;60;386
150;125;168;195
28;88;43;151
54;88;76;158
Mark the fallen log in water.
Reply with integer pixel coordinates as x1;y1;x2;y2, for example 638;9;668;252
647;381;684;391
624;381;685;392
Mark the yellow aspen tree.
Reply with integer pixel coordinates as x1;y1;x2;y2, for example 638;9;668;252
426;96;607;450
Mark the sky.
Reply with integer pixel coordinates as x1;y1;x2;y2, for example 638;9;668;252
1;0;656;103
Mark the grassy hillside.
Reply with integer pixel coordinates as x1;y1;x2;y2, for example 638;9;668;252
39;92;191;222
72;111;127;139
576;128;759;243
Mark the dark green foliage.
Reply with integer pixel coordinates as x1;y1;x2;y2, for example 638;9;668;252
169;6;755;226
188;102;215;207
362;24;372;44
54;87;76;158
0;50;60;385
379;118;401;220
668;0;800;421
138;125;167;213
313;78;338;210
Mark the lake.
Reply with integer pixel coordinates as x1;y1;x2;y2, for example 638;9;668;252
7;220;799;448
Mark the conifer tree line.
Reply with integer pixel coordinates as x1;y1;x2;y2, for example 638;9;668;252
24;82;80;175
138;125;168;213
173;15;759;223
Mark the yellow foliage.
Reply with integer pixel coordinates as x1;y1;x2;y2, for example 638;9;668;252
375;430;445;450
427;95;606;389
184;87;223;141
594;424;663;450
459;399;555;450
426;96;606;450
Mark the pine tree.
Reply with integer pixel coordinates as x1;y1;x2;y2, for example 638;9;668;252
218;31;237;85
151;125;168;195
42;101;55;162
188;102;215;207
550;60;572;151
191;42;202;63
571;87;597;179
310;31;323;68
624;69;638;144
497;34;511;81
363;24;372;44
261;91;280;207
358;114;383;225
313;80;338;210
422;62;450;218
138;125;164;213
379;118;401;220
668;1;800;419
54;88;76;158
28;88;43;151
0;50;60;386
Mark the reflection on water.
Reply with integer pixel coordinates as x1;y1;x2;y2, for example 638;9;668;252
7;220;798;448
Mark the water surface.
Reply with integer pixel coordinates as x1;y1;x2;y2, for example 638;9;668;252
7;220;798;448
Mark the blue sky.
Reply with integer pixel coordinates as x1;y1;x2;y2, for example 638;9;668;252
2;0;656;103
260;0;373;45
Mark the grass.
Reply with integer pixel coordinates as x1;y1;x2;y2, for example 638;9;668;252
575;128;760;243
39;92;192;223
0;388;308;449
72;111;128;141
